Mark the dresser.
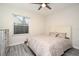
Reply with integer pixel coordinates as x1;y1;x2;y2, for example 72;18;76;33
0;29;9;56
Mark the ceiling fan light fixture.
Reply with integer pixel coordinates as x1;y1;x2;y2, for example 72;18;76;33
42;3;46;7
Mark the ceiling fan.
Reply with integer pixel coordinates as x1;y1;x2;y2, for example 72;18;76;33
33;3;52;10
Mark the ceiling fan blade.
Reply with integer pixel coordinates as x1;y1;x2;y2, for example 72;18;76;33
46;4;52;9
38;6;42;10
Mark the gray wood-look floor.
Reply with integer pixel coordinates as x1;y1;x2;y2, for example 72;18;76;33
6;43;79;56
63;48;79;56
6;43;34;56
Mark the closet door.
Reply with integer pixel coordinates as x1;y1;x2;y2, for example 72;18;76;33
0;30;6;56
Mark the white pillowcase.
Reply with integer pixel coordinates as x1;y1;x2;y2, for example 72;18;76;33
49;32;67;39
57;33;66;38
49;32;58;37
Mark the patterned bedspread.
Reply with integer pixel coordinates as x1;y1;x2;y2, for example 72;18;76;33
28;35;72;56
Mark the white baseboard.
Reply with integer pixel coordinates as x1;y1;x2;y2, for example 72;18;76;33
8;42;24;46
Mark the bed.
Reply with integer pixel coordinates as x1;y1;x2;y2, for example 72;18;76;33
28;26;72;56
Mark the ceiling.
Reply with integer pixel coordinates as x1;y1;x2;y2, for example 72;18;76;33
0;3;79;16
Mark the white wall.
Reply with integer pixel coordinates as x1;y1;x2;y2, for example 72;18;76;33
0;4;45;46
45;5;79;49
1;4;79;49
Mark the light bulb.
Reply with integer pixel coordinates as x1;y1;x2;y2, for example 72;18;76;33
42;3;46;7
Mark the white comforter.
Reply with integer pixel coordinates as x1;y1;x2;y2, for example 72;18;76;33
28;35;72;56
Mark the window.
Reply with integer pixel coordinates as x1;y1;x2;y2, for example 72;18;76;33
13;14;29;34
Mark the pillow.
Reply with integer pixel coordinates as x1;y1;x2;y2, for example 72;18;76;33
57;33;66;38
49;32;58;37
